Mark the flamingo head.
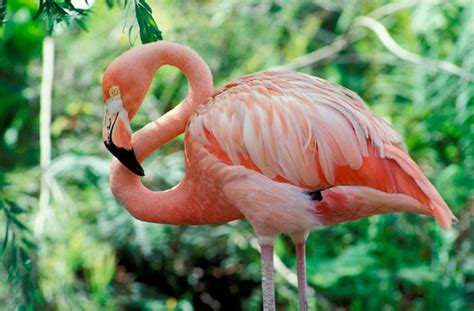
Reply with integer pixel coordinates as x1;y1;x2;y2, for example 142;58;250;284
102;60;152;177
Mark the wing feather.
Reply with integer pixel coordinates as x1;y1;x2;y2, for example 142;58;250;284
191;70;402;189
187;70;454;229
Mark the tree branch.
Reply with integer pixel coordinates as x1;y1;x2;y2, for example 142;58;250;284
271;34;355;71
353;16;474;81
274;0;472;82
34;36;55;238
367;0;440;20
271;0;423;71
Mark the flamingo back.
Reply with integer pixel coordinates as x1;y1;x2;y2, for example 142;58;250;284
187;70;455;229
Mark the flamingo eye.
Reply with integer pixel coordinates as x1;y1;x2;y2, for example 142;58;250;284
109;86;120;97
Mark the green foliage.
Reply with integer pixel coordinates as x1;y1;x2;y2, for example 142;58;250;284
0;0;43;169
33;0;89;34
0;0;6;26
0;0;472;310
105;0;126;9
134;0;163;43
0;171;42;309
2;0;161;44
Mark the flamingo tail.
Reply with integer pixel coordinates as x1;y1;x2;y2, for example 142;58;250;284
384;144;457;230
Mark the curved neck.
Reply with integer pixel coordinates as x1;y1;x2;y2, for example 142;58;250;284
133;42;214;161
110;42;214;225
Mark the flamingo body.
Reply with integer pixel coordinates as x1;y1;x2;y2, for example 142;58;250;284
183;70;454;234
102;42;455;310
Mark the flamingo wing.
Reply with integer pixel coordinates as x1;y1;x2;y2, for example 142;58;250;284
188;70;454;229
190;70;401;186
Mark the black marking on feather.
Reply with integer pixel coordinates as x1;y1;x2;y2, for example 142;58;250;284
305;187;333;201
305;190;323;201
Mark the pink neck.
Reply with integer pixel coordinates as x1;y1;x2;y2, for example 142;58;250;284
109;42;214;224
133;42;214;161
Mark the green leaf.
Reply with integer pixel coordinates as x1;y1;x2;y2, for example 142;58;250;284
52;2;68;16
21;237;37;251
0;0;6;26
134;0;162;43
32;0;46;21
32;0;91;35
10;205;26;214
76;18;88;31
11;217;30;231
19;246;30;266
1;221;9;254
106;0;128;8
10;232;17;270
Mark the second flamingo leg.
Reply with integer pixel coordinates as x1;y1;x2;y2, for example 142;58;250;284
290;230;309;311
258;236;276;311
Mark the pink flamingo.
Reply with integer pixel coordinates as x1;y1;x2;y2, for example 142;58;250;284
102;42;456;310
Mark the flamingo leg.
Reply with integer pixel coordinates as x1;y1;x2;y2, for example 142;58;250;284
295;241;308;311
259;237;275;311
290;230;309;311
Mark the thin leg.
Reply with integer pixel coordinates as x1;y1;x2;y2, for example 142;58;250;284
290;230;309;311
295;242;308;311
259;238;275;311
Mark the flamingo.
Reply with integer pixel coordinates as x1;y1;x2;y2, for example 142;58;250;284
102;41;456;310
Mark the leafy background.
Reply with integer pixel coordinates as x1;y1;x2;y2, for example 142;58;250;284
0;0;473;310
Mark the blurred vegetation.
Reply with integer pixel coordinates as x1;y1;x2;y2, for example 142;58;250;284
0;0;473;310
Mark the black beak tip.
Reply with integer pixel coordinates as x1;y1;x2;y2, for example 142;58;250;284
104;141;145;177
133;165;145;177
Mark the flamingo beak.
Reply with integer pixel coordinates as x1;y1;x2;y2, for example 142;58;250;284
104;139;145;177
103;104;145;176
